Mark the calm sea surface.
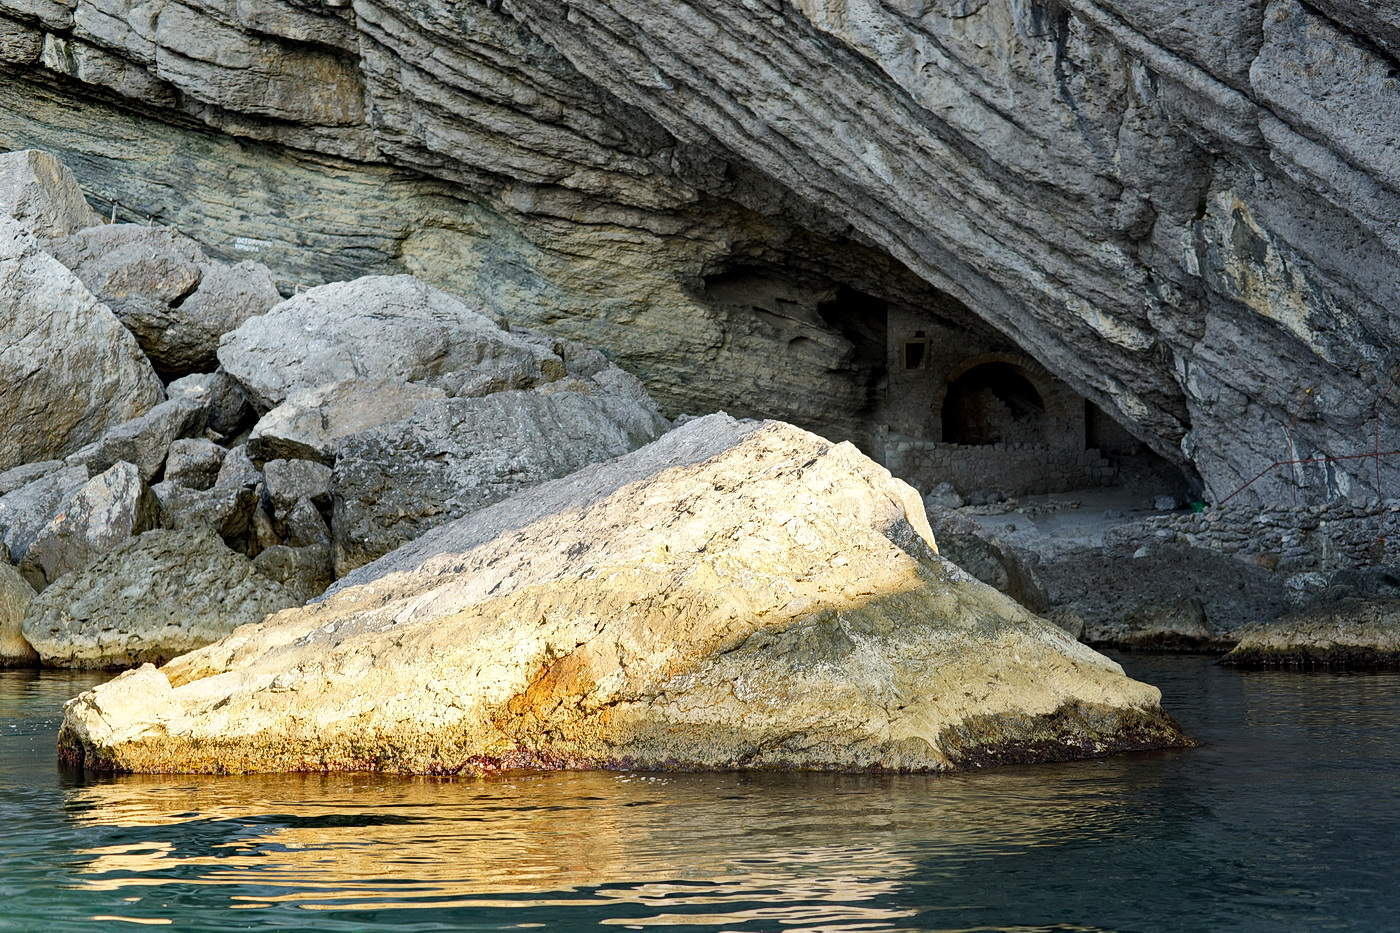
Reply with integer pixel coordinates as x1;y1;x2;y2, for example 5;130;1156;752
2;655;1398;932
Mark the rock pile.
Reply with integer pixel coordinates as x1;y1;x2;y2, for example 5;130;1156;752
58;416;1191;775
0;149;669;668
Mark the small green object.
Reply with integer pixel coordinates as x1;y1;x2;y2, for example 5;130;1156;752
1190;500;1206;513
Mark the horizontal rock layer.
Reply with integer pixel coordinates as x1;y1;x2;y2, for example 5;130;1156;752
1;0;1395;501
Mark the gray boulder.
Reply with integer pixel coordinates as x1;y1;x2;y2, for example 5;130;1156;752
252;543;333;604
0;460;61;497
20;461;158;589
0;562;37;666
281;497;330;548
217;275;562;410
21;527;300;669
1085;598;1234;653
164;438;226;490
924;506;1049;614
0;149;99;238
262;459;331;517
166;370;254;441
0;219;163;471
152;480;260;550
247;378;445;464
47;224;281;376
64;397;207;481
214;444;261;491
1222;597;1400;670
331;386;669;574
0;465;89;565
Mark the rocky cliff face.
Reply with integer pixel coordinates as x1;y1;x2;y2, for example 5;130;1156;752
2;0;1395;503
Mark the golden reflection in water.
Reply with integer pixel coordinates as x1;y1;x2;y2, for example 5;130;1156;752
64;760;1172;921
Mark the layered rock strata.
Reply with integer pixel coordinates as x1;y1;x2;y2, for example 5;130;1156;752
59;416;1190;775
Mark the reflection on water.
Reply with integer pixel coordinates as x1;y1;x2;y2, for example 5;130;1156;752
3;657;1400;932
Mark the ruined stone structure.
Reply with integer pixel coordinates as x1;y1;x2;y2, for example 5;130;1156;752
1;0;1396;505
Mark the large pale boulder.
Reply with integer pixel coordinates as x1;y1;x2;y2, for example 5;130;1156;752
217;275;562;411
1222;598;1400;669
48;224;281;375
0;219;163;471
58;416;1189;775
0;562;37;666
330;385;670;574
0;149;99;238
22;528;300;669
19;461;158;589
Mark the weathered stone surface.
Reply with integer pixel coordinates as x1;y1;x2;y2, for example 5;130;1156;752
22;528;299;669
214;444;260;491
4;0;1397;505
330;385;670;574
1222;598;1400;669
0;219;162;471
247;379;446;464
262;459;330;517
218;275;561;411
0;465;88;565
280;497;329;549
251;543;332;604
152;480;259;548
166;370;253;441
0;459;60;497
58;416;1189;774
0;562;37;666
164;438;225;491
48;223;280;375
64;397;207;481
20;461;157;589
1085;598;1234;653
924;506;1049;614
0;148;98;237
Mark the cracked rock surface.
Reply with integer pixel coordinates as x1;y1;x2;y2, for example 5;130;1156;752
58;416;1189;774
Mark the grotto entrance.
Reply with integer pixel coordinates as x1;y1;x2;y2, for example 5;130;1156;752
941;362;1048;447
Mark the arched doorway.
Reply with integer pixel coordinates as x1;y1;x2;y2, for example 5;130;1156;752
941;362;1047;445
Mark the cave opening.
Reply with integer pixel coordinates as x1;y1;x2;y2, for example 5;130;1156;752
941;362;1048;446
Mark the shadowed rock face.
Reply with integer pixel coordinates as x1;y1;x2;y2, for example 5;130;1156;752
57;416;1190;775
2;0;1396;502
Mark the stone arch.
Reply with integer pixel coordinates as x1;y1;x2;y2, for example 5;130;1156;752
941;360;1050;446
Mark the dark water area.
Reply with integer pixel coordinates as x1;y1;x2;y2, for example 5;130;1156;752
2;656;1399;932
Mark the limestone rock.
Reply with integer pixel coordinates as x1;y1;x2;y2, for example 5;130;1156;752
19;461;158;589
22;528;300;669
214;444;260;491
262;459;330;517
0;219;163;471
164;438;225;491
281;497;330;548
247;379;446;464
48;223;281;375
64;397;207;481
166;370;253;441
330;386;670;574
0;148;98;238
0;460;60;497
0;465;88;565
57;416;1189;774
924;506;1049;614
151;480;259;548
1222;598;1400;670
1085;598;1234;653
0;562;37;666
217;275;562;411
252;543;332;604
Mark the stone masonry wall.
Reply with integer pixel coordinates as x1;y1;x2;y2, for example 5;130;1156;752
886;437;1117;498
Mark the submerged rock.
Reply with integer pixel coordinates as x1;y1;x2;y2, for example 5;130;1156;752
22;528;300;669
0;563;37;666
1085;598;1234;653
58;416;1189;775
0;219;163;471
1222;598;1400;670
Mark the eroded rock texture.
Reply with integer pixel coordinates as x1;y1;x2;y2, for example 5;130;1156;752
57;417;1189;774
2;0;1396;502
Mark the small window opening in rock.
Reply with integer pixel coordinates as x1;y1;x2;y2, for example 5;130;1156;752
903;339;930;371
942;362;1046;445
